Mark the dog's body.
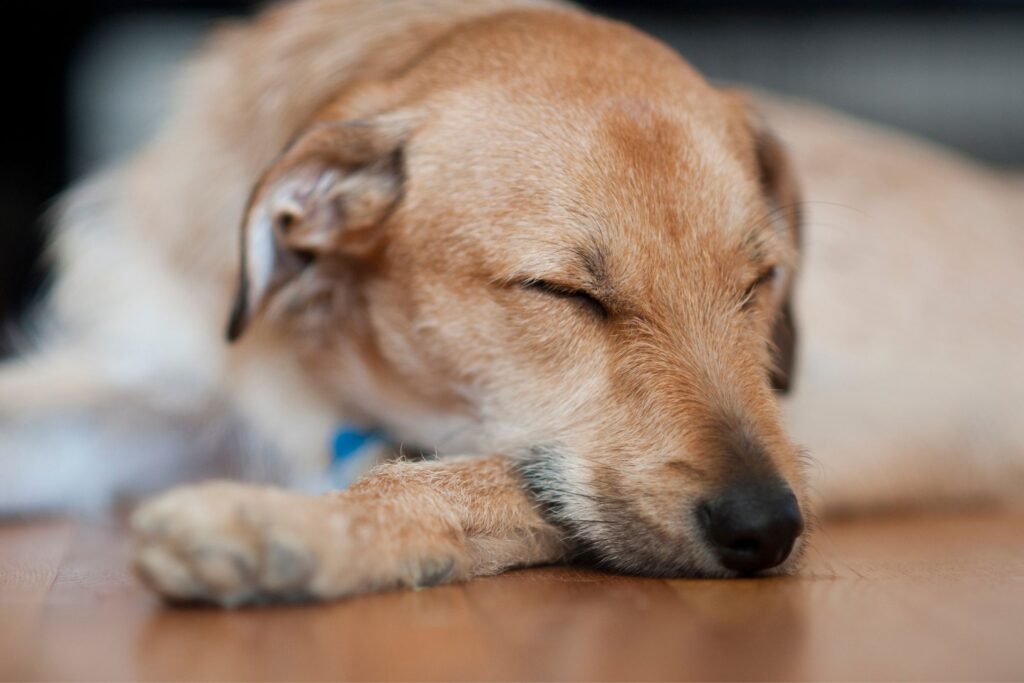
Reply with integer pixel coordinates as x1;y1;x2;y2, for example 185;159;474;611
766;99;1024;511
1;0;1022;604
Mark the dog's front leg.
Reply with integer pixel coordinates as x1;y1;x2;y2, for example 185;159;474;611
132;456;566;606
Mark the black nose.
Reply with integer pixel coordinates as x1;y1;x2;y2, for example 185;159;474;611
698;483;804;574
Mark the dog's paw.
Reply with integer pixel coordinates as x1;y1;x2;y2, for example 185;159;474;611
132;482;325;606
132;480;467;606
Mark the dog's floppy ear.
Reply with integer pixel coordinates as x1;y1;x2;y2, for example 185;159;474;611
745;100;802;394
227;117;408;341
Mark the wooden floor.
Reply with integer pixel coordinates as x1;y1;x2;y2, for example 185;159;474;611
2;508;1023;681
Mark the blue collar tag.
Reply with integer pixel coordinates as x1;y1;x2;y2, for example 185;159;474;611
328;426;387;488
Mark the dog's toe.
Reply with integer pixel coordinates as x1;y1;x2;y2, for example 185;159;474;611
189;539;259;593
135;544;209;602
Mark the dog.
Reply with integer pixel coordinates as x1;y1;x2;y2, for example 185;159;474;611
1;0;1021;605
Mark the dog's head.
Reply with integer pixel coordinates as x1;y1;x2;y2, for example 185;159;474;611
229;9;805;577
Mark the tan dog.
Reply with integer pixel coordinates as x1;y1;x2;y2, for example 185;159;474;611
0;0;1021;606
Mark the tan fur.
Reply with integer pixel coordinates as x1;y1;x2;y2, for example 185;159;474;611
759;95;1024;512
135;457;562;604
2;0;1021;604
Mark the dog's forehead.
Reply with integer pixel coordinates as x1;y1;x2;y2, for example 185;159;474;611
398;10;770;284
411;88;763;281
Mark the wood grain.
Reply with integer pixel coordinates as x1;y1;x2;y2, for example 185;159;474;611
1;509;1023;681
0;519;73;681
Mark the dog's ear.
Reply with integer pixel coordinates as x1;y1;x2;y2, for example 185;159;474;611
227;118;408;341
744;99;801;394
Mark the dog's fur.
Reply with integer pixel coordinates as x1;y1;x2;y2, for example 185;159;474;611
1;0;1022;604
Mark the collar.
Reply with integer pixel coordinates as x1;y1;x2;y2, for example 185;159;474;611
329;425;388;488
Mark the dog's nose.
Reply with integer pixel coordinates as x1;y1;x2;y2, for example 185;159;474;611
698;483;804;574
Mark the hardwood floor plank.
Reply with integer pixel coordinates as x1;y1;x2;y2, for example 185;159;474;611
0;518;74;681
2;509;1023;681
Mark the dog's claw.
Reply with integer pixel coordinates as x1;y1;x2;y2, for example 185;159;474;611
263;535;317;590
414;556;456;588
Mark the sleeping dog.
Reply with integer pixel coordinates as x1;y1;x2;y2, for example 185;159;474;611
1;0;1022;605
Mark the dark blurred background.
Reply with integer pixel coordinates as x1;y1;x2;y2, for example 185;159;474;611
2;0;1023;345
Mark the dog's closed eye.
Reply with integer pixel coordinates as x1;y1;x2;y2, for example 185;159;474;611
522;279;609;320
742;265;778;309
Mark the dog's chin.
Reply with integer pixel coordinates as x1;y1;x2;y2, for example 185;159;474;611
567;525;808;580
562;524;725;579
